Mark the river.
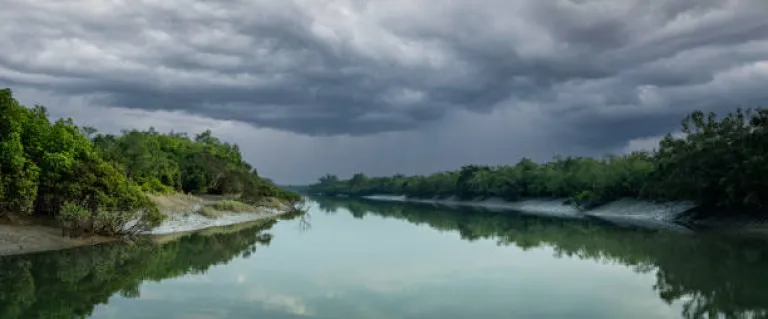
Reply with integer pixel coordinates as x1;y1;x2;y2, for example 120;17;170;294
2;197;768;318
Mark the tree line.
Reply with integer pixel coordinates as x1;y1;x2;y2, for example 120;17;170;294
0;88;299;235
310;108;768;213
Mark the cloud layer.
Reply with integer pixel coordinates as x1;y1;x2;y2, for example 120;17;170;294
2;0;767;182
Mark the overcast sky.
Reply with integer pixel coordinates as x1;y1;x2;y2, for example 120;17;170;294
2;0;767;184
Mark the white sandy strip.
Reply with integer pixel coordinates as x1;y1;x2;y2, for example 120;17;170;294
144;208;285;235
363;195;696;222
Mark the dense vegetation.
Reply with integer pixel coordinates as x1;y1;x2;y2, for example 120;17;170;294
91;128;300;205
317;197;768;319
0;219;278;318
0;88;299;235
310;108;768;213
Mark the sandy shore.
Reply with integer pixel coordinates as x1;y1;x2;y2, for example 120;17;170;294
145;194;290;235
0;224;114;256
145;207;286;235
0;194;290;256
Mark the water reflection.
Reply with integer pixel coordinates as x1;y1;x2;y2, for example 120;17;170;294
2;199;768;319
0;219;279;319
315;197;768;319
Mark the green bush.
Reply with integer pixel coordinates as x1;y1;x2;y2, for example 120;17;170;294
57;202;92;237
0;88;164;236
208;200;252;213
89;115;302;207
198;206;222;218
139;178;175;194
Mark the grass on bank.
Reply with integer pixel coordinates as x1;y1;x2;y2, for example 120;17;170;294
197;200;256;218
209;200;253;212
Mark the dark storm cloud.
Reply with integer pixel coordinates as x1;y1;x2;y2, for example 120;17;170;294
2;0;768;146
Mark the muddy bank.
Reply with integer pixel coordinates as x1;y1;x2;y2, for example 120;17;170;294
365;195;582;219
146;207;286;235
362;195;768;234
363;195;701;230
0;194;291;256
0;224;114;256
136;194;288;235
145;194;289;235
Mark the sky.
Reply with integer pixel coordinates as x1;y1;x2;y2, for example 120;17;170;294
2;0;767;184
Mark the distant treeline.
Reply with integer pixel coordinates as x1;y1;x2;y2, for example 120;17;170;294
310;108;768;213
0;88;299;235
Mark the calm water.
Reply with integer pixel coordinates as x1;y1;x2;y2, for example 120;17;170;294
3;198;768;319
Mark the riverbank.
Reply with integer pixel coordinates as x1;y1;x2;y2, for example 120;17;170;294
366;195;691;217
0;224;114;256
360;195;768;233
0;194;293;256
360;195;768;235
145;194;290;235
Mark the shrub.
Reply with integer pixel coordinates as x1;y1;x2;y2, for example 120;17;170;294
57;202;92;237
208;200;252;213
198;206;221;218
139;178;175;194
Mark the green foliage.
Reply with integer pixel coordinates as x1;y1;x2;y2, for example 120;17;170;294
650;109;768;210
0;89;163;235
198;206;221;218
207;200;252;213
0;87;299;234
310;108;768;213
0;100;40;214
197;199;274;218
240;177;302;206
57;202;92;237
92;127;300;203
139;178;175;194
310;153;657;209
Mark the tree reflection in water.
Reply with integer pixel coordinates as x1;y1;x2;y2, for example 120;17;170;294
316;197;768;319
0;219;282;319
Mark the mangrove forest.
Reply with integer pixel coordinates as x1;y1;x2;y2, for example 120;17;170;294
310;108;768;214
0;88;299;235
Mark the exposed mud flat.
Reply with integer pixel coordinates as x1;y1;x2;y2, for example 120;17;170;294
1;194;290;256
0;224;113;256
145;208;285;235
363;195;701;232
584;199;696;221
143;193;288;235
586;215;697;233
583;199;697;233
